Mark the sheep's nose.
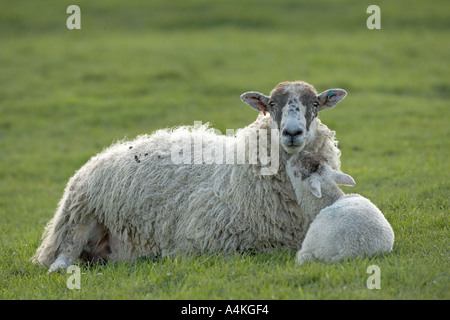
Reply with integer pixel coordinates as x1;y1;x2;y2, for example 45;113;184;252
282;128;304;138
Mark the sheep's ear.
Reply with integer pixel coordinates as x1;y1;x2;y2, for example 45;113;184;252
308;176;322;198
333;171;356;186
317;88;347;111
240;91;271;112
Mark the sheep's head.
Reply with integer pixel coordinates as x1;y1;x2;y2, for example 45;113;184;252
283;151;355;204
241;81;347;154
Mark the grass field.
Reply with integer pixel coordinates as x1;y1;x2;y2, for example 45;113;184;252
0;0;449;300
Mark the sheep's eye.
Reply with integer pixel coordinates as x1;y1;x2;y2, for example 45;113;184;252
313;101;319;107
269;101;276;107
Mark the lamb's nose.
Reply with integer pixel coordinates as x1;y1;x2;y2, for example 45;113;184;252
282;128;303;137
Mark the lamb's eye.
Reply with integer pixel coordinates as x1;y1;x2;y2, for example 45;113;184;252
313;101;319;107
269;101;276;107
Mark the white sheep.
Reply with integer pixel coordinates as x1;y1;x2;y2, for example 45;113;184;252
283;151;395;265
33;81;348;272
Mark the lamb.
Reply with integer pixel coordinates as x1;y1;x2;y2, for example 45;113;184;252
33;81;348;272
283;151;395;265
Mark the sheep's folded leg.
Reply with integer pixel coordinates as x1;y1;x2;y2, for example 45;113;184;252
48;253;74;273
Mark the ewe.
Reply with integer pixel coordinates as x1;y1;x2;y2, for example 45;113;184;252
283;151;394;265
33;81;347;272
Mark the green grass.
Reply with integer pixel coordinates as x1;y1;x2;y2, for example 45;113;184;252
0;0;449;300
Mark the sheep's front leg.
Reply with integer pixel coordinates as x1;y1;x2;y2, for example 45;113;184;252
296;251;314;266
47;219;100;273
48;253;74;273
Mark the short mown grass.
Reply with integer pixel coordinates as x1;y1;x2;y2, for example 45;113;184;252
0;0;448;300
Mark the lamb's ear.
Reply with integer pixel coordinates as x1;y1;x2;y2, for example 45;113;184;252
240;91;271;112
317;88;347;111
333;171;356;186
308;176;322;198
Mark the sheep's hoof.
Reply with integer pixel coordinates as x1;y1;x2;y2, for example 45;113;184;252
48;254;72;274
296;252;313;266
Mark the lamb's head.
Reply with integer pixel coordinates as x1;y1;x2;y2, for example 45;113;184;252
283;151;355;206
241;81;346;154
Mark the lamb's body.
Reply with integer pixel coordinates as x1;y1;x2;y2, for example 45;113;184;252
284;151;394;265
34;114;341;270
297;194;395;265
